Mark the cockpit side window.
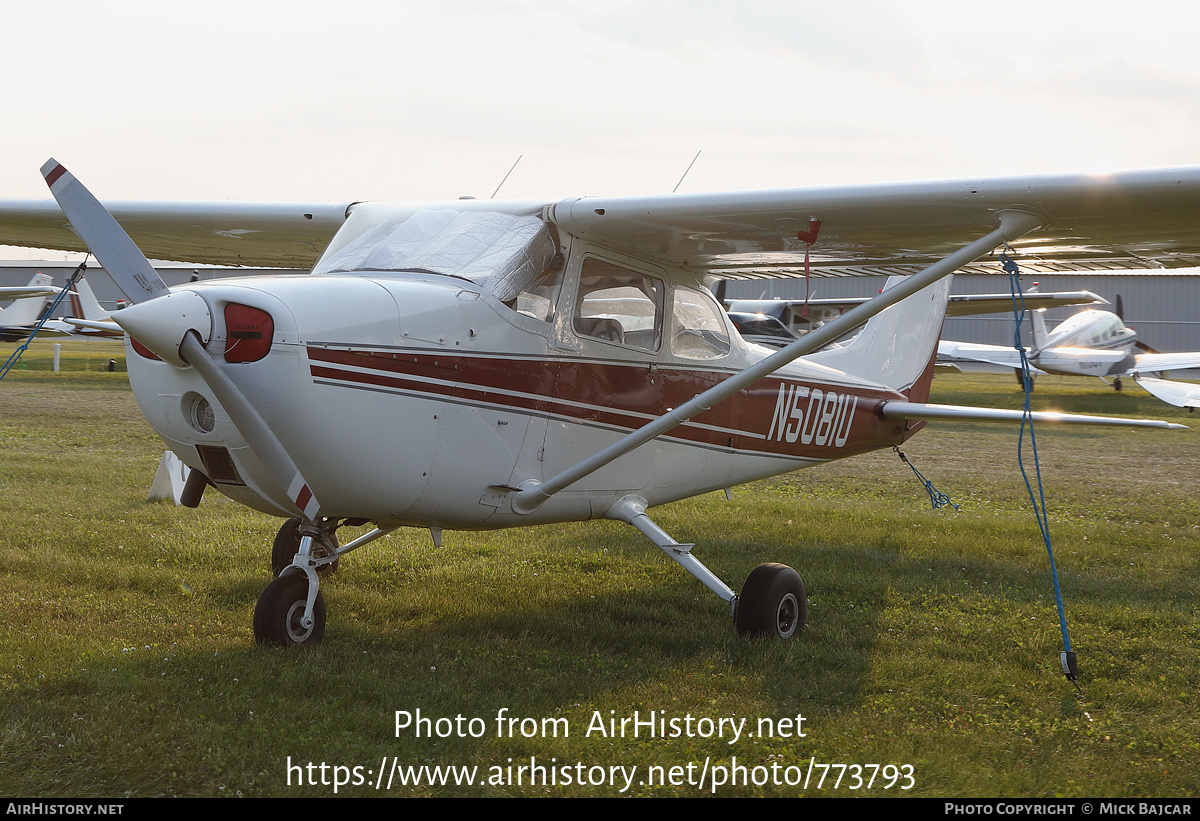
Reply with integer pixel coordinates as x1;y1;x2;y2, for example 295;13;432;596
514;261;564;323
573;258;664;352
671;285;731;360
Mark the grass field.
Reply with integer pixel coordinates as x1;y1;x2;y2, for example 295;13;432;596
1;339;1198;797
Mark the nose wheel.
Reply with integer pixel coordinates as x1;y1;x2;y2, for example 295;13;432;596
253;573;326;646
735;563;807;639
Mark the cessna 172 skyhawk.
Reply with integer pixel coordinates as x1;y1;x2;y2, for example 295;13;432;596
3;160;1198;647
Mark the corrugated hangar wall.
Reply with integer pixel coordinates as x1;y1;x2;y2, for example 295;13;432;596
4;260;1200;354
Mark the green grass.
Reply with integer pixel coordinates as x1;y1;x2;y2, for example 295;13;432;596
2;340;1198;797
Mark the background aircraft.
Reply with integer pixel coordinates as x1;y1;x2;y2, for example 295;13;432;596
0;272;60;341
36;274;123;337
3;161;1198;651
726;289;1108;348
936;288;1200;407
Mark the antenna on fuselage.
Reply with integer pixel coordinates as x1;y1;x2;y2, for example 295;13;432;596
491;155;523;199
673;149;702;193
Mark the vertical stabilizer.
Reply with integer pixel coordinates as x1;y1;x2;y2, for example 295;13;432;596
0;274;55;326
67;275;111;321
1030;308;1049;353
805;274;952;395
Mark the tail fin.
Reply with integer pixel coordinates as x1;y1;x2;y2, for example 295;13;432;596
0;273;55;326
67;275;111;321
1025;282;1048;352
806;274;951;397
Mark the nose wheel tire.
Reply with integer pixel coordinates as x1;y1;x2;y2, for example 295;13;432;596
253;573;326;646
735;563;806;639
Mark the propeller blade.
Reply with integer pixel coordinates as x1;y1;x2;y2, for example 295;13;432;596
41;159;170;304
1115;293;1124;321
41;159;322;520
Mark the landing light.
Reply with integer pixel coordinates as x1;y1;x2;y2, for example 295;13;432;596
187;393;215;434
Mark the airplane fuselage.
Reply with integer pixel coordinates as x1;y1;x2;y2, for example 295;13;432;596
126;271;917;531
1030;309;1138;377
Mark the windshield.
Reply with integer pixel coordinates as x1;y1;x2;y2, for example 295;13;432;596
313;207;557;303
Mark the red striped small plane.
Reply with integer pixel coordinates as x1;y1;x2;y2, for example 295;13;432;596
4;160;1198;646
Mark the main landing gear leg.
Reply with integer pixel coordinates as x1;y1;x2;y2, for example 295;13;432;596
605;495;806;639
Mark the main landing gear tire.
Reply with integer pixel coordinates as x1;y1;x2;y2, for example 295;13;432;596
271;516;339;578
253;573;326;647
735;563;806;639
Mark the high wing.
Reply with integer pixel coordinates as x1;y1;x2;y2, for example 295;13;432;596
3;166;1200;275
545;168;1200;279
0;199;353;267
0;284;61;299
945;290;1109;316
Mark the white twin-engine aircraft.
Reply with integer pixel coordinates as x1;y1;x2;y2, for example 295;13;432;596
6;160;1199;647
938;299;1200;408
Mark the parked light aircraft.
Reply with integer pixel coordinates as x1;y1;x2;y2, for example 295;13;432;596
3;161;1198;648
937;290;1200;408
37;274;123;337
0;273;60;341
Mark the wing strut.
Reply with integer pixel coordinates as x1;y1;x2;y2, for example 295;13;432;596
510;209;1043;515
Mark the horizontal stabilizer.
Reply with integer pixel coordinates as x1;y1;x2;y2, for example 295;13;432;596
879;401;1186;430
64;318;122;333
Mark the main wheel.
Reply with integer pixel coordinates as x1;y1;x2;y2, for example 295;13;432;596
271;517;339;577
735;563;806;639
253;573;326;646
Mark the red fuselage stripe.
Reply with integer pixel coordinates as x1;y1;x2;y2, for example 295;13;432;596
306;347;905;459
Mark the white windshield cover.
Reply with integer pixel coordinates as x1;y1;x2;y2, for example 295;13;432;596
313;209;556;303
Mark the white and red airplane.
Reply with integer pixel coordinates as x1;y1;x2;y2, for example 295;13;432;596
2;160;1197;647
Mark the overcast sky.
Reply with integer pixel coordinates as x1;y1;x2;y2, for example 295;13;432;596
2;0;1198;208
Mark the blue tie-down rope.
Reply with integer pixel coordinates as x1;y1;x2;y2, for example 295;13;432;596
1003;252;1078;688
894;446;960;510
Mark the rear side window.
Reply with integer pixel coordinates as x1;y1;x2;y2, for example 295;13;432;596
671;285;730;359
